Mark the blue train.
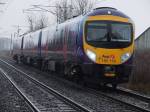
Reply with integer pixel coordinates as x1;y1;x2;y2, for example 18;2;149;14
13;7;134;88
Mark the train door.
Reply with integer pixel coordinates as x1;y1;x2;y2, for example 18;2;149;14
38;31;42;57
21;36;24;55
63;26;68;62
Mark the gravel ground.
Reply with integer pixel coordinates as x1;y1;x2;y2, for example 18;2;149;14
0;57;143;112
0;62;77;112
102;90;149;109
0;70;33;112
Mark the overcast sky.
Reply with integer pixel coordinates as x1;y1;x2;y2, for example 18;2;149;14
0;0;150;38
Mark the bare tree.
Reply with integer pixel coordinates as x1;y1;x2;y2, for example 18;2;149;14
26;0;94;30
27;14;48;32
34;14;48;30
27;15;34;32
73;0;94;15
55;0;71;23
53;0;95;23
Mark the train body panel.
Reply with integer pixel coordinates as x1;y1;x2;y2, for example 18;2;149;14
40;16;85;64
13;7;134;88
23;30;42;57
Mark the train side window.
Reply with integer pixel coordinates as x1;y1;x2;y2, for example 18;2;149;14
67;23;78;51
77;23;80;45
67;25;72;50
67;31;70;49
71;31;76;50
58;31;60;50
60;30;63;50
54;32;57;50
58;30;61;50
21;37;24;50
64;27;68;46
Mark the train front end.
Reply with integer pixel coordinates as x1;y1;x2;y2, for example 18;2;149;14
82;7;134;87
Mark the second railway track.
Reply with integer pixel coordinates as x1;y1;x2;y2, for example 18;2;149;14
0;58;92;112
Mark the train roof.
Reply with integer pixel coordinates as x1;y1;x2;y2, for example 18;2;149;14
87;7;129;19
21;7;131;37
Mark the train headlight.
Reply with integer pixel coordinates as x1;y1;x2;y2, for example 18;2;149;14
86;49;96;62
121;53;131;63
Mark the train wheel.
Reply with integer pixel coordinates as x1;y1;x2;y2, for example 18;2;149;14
29;58;33;66
99;82;107;89
16;58;19;64
70;66;83;83
24;57;28;64
112;83;117;90
20;56;24;63
37;59;43;70
14;55;18;64
42;60;48;72
63;65;68;77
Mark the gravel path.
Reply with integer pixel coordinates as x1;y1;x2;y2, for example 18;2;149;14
0;69;33;112
0;57;143;112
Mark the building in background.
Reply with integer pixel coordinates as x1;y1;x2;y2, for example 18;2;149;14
135;27;150;50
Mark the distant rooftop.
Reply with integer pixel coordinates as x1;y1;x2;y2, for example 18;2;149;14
135;27;150;41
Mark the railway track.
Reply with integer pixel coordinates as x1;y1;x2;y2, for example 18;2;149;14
0;68;40;112
85;87;150;112
0;58;92;112
116;86;150;103
1;57;150;112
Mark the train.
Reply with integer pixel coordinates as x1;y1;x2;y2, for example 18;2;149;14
13;7;134;89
